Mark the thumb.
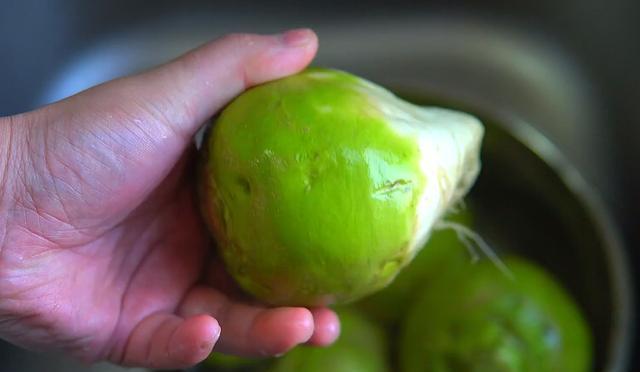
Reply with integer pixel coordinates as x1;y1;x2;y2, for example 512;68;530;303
18;29;317;225
52;28;318;143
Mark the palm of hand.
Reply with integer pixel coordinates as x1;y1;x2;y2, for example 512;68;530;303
1;110;212;363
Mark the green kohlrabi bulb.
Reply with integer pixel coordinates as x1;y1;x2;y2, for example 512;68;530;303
399;256;593;372
199;67;483;306
200;352;268;372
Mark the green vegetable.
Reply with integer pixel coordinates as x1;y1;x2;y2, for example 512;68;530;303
199;67;483;306
200;352;267;371
400;257;593;372
268;309;389;372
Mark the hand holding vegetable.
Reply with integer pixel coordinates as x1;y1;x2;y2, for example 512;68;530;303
0;29;339;370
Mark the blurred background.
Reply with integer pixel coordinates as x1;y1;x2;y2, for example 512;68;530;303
0;0;638;371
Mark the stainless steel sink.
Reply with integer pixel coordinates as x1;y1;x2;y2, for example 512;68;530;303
1;1;637;371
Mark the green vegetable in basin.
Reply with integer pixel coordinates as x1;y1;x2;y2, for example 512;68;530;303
400;256;593;372
268;309;389;372
199;67;483;306
200;352;267;371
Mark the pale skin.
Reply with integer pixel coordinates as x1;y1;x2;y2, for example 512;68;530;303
0;29;340;369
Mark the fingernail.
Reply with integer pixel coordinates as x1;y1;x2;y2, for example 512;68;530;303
281;28;314;47
199;323;221;352
212;322;222;340
322;318;341;344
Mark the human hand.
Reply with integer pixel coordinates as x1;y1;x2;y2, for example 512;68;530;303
0;29;339;369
